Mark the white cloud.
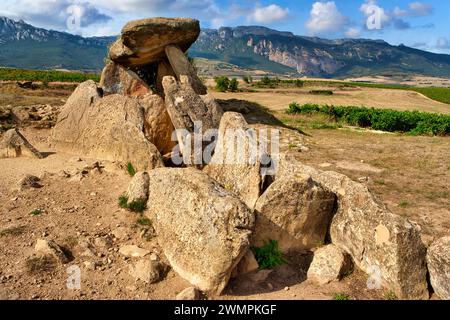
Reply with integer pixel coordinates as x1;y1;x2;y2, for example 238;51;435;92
436;37;450;49
248;4;290;24
394;2;433;17
345;27;361;38
306;1;347;35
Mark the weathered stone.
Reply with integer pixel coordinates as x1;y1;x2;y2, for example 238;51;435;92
165;45;207;95
16;175;43;191
109;18;200;67
156;59;176;95
277;154;428;300
52;82;163;171
100;61;151;97
253;173;337;252
200;94;224;127
204;112;263;209
146;168;254;295
427;236;450;300
162;76;221;165
307;244;352;285
0;129;43;159
126;172;150;204
176;287;201;300
119;245;151;258
129;259;165;284
140;94;176;155
232;250;259;278
35;239;69;264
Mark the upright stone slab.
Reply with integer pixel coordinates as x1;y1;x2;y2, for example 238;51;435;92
100;61;151;97
165;45;207;95
427;236;450;300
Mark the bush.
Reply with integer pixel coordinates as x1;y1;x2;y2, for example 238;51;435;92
287;102;450;136
252;240;287;270
215;76;230;92
229;78;239;92
118;195;146;213
127;162;136;177
242;75;253;84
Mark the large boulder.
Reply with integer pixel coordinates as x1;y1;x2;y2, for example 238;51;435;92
146;168;254;295
277;154;429;300
165;45;207;95
100;61;151;97
109;18;200;67
427;236;450;300
253;173;337;252
204;112;263;209
140;94;176;155
0;129;43;159
307;244;352;285
52;81;163;171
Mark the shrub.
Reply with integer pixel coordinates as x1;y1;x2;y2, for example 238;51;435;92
137;217;152;226
252;240;287;270
127;199;147;213
30;209;43;216
118;195;129;209
310;90;333;95
215;76;230;92
333;293;351;300
229;78;239;92
286;102;450;136
127;162;136;177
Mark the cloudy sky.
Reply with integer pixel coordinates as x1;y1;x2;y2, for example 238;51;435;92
1;0;449;54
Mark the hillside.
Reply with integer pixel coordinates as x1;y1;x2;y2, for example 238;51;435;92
1;17;450;78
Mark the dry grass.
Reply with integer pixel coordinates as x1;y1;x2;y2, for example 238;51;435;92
210;84;450;114
25;256;57;274
0;83;74;107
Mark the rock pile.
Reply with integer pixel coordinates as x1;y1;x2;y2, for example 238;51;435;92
48;17;445;300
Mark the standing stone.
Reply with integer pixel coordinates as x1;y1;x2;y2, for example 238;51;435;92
100;61;151;97
156;59;176;96
204;112;263;209
277;154;429;300
109;18;200;67
52;83;163;171
165;45;207;95
307;244;352;285
126;172;150;204
0;129;43;159
427;236;450;300
146;168;254;295
139;94;176;155
253;173;337;252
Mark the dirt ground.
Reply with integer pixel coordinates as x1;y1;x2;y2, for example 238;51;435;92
1;82;448;300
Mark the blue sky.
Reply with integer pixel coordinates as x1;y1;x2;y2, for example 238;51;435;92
1;0;449;53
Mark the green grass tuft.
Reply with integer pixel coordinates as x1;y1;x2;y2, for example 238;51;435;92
137;217;152;226
127;199;147;213
118;195;129;209
252;240;287;270
30;209;43;216
333;293;351;300
127;162;136;177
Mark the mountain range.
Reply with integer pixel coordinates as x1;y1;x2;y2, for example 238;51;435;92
2;17;450;78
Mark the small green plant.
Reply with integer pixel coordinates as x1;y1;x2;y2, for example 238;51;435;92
374;179;386;185
399;200;409;208
137;217;152;226
119;194;146;213
214;76;230;92
333;293;351;300
229;78;239;92
447;166;450;171
252;240;287;270
127;162;136;177
118;195;129;209
30;209;43;216
310;90;333;95
383;290;398;300
127;199;147;213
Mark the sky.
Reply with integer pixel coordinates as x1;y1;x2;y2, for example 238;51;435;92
0;0;449;54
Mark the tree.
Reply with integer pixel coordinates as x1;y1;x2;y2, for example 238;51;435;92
215;76;230;92
229;78;239;92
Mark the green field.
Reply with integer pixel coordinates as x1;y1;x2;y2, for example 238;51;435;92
0;68;100;83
